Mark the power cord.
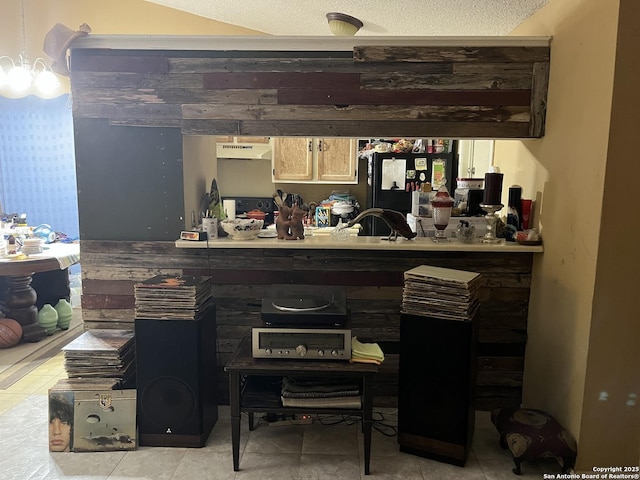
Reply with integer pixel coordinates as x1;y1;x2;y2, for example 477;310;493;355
251;409;398;437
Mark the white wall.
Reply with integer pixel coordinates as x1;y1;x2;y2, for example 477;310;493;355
497;0;640;469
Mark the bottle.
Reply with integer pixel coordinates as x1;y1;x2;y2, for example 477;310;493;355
507;186;523;231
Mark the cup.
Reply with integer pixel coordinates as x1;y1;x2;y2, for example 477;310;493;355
223;199;236;220
202;217;218;239
520;199;533;230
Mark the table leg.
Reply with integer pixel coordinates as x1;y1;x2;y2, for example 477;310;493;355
248;412;255;431
229;372;241;471
362;374;373;475
3;274;46;342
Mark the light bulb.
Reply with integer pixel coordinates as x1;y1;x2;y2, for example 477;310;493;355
35;70;60;94
8;65;30;92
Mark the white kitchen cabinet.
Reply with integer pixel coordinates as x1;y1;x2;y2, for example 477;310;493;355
272;137;358;184
457;140;494;178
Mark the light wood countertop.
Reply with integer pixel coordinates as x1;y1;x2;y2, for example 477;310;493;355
175;236;543;253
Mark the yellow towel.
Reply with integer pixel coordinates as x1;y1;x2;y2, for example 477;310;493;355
349;357;382;365
351;336;385;363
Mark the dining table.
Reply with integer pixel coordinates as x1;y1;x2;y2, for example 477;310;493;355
0;242;80;342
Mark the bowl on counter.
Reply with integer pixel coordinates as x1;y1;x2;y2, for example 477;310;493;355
220;218;264;240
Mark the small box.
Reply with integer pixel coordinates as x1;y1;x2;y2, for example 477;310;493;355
180;230;206;241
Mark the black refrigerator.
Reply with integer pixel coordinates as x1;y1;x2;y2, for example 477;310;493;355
365;150;458;236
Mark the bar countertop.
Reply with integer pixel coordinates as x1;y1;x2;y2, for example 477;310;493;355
175;235;543;253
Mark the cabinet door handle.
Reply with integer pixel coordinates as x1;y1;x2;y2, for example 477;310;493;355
308;140;312;152
318;140;323;152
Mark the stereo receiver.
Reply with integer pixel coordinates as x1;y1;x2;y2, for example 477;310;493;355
252;327;351;360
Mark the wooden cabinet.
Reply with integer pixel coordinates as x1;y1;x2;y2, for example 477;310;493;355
272;137;313;181
272;137;358;184
458;140;494;178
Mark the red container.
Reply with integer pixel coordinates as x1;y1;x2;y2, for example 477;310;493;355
246;209;266;221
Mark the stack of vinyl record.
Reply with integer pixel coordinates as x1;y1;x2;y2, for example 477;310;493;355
401;265;483;321
60;329;136;389
134;275;212;320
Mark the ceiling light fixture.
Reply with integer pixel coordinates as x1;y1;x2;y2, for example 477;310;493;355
326;12;364;36
0;0;60;96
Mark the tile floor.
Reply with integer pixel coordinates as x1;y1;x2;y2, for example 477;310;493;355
0;351;563;479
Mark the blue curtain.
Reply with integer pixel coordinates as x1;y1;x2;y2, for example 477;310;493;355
0;94;79;241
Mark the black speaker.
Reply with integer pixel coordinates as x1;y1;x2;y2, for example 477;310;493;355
135;308;218;447
397;313;477;466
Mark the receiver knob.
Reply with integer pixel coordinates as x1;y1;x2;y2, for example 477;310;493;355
265;348;272;355
296;344;307;356
317;349;325;357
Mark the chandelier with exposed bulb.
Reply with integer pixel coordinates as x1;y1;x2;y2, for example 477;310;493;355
0;54;60;95
1;0;60;97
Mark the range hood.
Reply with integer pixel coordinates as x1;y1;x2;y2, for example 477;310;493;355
216;142;272;160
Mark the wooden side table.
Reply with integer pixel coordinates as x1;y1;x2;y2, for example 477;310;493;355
224;337;378;475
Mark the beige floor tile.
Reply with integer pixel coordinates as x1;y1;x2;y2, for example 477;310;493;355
0;392;30;414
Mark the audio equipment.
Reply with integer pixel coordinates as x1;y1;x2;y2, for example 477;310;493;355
397;313;478;466
135;307;218;447
251;326;351;359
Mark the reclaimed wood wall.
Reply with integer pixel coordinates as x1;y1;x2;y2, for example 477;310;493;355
81;240;531;410
69;40;547;409
69;42;550;138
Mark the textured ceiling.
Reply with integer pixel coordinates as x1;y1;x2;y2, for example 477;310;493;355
144;0;548;36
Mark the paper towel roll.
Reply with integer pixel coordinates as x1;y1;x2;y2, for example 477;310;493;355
223;199;236;220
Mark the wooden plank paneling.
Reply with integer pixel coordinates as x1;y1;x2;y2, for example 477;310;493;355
72;87;279;106
203;72;361;89
77;240;535;410
182;104;530;122
360;72;533;90
69;42;549;138
72;55;170;73
70;38;550;409
353;46;550;63
181;119;531;138
277;88;532;106
530;61;550;137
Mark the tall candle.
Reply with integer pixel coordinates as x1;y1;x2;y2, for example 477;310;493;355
483;171;504;205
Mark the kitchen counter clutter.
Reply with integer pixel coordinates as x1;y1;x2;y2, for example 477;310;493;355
175;235;543;253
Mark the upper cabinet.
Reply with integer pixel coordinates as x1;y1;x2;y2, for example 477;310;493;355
272;138;358;184
458;140;494;178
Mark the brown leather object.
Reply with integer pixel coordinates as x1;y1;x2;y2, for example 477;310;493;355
43;23;92;76
491;408;577;475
